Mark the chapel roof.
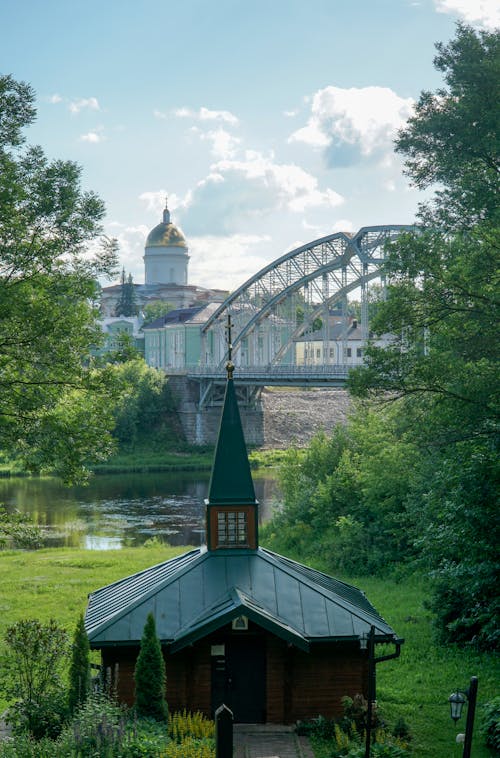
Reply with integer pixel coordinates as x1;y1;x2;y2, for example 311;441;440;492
85;545;398;651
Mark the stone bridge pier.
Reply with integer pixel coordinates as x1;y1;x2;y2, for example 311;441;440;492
167;375;264;446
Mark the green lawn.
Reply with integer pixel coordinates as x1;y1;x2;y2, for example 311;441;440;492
0;546;497;757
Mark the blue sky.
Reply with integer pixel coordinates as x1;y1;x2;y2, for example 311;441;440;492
1;0;498;290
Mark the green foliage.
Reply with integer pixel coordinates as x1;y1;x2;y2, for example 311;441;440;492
57;691;127;756
142;301;175;326
109;359;178;450
263;407;419;574
134;613;168;722
0;618;69;738
0;506;42;549
481;696;500;755
68;613;91;715
297;703;411;758
168;710;214;742
0;74;119;483
347;25;500;648
104;332;142;364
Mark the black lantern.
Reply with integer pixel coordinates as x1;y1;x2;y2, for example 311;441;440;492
447;677;478;758
449;690;467;723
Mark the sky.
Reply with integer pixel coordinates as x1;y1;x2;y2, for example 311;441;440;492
1;0;498;291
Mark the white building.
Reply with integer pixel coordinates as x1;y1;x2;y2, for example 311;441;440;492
295;318;390;366
100;200;227;317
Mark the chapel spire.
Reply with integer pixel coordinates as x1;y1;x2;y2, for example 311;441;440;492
205;316;258;550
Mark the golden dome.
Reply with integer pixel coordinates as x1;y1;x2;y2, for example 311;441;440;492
145;201;188;249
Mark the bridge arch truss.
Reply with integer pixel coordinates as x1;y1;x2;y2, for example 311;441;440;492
201;225;414;369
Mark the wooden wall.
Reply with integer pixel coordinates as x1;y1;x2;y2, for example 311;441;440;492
100;627;368;723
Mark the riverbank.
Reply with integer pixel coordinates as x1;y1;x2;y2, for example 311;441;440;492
0;446;288;478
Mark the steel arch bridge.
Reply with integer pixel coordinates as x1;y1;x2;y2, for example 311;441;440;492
198;225;414;372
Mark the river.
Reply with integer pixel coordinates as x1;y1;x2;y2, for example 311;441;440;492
0;471;281;550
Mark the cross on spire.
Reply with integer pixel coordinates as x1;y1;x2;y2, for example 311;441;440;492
225;314;234;379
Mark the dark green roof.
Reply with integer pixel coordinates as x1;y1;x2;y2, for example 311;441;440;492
85;547;398;650
207;378;257;505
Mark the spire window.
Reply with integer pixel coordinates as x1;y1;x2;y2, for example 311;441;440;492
217;510;248;546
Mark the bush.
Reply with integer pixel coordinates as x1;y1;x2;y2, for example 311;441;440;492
160;738;214;758
56;691;127;756
481;696;500;755
0;618;69;739
168;710;214;742
0;736;59;758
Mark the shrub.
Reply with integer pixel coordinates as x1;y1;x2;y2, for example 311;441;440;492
134;613;168;722
481;696;500;755
56;691;126;756
0;618;69;739
160;738;214;758
168;710;214;742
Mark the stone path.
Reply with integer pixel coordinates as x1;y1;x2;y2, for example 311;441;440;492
233;724;314;758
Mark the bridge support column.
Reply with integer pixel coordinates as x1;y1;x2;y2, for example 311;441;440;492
167;375;264;446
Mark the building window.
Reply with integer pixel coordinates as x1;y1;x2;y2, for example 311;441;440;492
329;348;334;358
357;348;363;357
217;511;248;546
316;348;321;358
346;348;352;357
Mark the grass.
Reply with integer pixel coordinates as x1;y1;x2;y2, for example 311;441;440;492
0;546;497;757
0;446;284;476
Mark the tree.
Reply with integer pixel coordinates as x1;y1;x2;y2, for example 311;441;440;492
349;25;500;648
0;75;119;482
68;613;91;715
109;358;177;450
114;268;138;316
142;300;175;326
0;618;69;738
134;613;168;721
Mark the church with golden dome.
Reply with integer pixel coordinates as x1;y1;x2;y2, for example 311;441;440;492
100;200;227;317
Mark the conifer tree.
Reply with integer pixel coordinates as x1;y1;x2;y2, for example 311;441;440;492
134;613;168;721
68;613;91;714
115;268;138;316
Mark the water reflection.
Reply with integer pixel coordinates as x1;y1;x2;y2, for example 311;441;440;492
0;471;280;550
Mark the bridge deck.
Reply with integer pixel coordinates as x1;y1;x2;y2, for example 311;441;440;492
169;365;351;387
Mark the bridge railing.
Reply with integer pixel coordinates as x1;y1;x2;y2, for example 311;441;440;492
178;364;351;380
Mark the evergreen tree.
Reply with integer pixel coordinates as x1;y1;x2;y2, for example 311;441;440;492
134;613;168;721
115;268;138;316
68;613;91;714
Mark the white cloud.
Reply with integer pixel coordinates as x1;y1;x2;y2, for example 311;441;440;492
174;106;239;125
199;128;242;159
178;150;343;236
104;223;150;283
284;109;299;117
289;85;414;167
139;190;183;216
69;97;100;115
79;129;105;143
434;0;500;28
48;93;63;104
153;109;168;120
189;233;271;290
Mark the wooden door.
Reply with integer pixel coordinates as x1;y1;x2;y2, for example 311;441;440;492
211;637;266;723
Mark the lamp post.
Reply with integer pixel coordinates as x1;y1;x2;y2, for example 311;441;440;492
361;626;375;758
448;676;478;758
